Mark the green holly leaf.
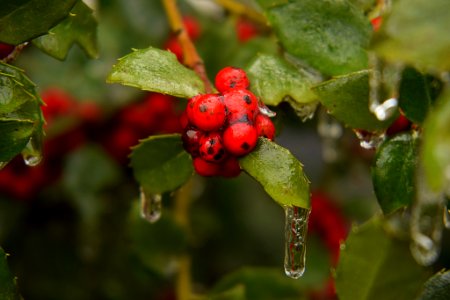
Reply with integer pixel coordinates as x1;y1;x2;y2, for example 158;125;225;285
0;63;44;164
239;138;310;209
247;54;319;106
264;0;372;76
0;247;21;300
255;0;289;9
130;134;193;195
422;88;450;192
107;46;205;98
32;1;98;60
372;133;419;214
0;0;77;45
336;217;431;300
313;70;396;131
373;0;450;72
417;270;450;300
398;68;440;125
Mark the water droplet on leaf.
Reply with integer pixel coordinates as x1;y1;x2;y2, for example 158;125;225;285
140;187;162;223
258;102;276;118
284;205;310;279
21;135;43;167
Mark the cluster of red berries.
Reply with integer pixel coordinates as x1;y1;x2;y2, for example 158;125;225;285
181;67;275;177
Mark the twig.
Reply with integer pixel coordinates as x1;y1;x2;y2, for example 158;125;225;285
1;42;29;64
215;0;267;27
162;0;213;93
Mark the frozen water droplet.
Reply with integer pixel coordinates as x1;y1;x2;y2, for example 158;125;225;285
410;170;444;266
289;101;318;122
372;98;398;121
368;53;402;121
21;135;43;167
354;130;385;149
284;206;310;279
140;187;162;223
258;102;276;118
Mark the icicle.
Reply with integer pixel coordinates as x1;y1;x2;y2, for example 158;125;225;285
317;110;343;162
140;187;162;223
288;101;318;122
284;205;310;279
354;130;385;149
410;169;445;266
368;53;403;121
21;135;43;167
258;102;277;118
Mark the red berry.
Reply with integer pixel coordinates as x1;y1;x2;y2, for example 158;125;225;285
187;94;226;131
77;101;102;123
255;114;275;140
193;157;221;177
371;16;383;32
223;122;258;156
146;93;175;116
41;88;76;124
183;16;201;40
199;132;226;163
236;18;259;42
0;43;14;59
220;156;241;178
223;89;258;124
182;128;203;157
215;67;250;93
179;110;189;130
386;114;411;136
165;37;183;61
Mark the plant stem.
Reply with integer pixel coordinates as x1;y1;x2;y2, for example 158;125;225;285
215;0;267;27
1;42;28;64
173;178;195;300
162;0;213;93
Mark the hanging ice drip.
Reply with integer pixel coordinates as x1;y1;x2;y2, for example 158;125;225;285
354;129;386;150
284;205;310;279
21;132;43;167
140;187;162;223
368;53;403;122
288;100;318;122
410;167;445;266
317;109;343;162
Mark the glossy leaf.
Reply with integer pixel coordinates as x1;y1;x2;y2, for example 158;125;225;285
247;54;319;106
336;217;431;300
239;138;310;209
373;0;450;71
130;134;193;195
265;0;371;75
210;285;246;300
398;68;441;125
417;270;450;300
0;63;44;164
313;70;396;131
33;1;98;60
255;0;289;9
107;46;205;98
422;89;450;191
0;247;20;300
372;133;419;214
0;0;77;45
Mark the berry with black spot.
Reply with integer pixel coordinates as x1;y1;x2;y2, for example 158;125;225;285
220;156;241;178
187;94;226;131
223;122;258;156
215;67;250;93
223;89;258;124
193;157;222;177
255;113;275;140
199;132;226;163
182;128;203;157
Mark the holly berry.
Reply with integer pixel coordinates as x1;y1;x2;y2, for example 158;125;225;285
215;67;250;93
0;43;14;59
223;89;258;124
371;16;383;32
223;122;258;156
220;156;241;178
255;114;276;140
187;94;226;131
193;157;222;177
386;114;411;136
199;132;226;163
236;18;260;43
182;128;203;157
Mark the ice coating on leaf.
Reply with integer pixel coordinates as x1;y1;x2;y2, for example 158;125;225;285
140;187;162;223
354;130;385;149
317;110;343;162
284;206;310;279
